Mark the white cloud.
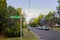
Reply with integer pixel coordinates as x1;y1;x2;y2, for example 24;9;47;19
23;8;56;23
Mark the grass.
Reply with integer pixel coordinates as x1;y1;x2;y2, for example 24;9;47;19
0;37;20;40
22;28;38;40
54;28;60;31
0;28;38;40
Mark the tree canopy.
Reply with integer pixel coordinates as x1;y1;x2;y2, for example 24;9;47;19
0;0;7;31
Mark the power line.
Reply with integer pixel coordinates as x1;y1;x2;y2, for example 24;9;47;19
29;0;31;9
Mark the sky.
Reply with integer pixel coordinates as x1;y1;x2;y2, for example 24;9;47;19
7;0;58;23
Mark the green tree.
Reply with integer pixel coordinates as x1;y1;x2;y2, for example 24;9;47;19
56;0;60;25
29;18;35;27
17;8;22;15
0;0;7;31
17;8;25;28
7;6;20;27
29;21;34;27
45;11;55;22
33;18;38;27
4;6;21;37
57;0;60;17
45;11;55;30
38;14;44;26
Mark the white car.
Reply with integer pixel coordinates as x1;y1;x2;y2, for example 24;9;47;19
42;26;50;30
36;26;43;30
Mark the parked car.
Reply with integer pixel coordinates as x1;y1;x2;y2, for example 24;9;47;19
28;27;31;31
36;26;43;30
42;26;50;30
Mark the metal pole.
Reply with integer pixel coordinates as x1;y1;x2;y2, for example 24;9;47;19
20;16;22;40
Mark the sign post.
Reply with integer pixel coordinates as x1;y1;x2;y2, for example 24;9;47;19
10;16;22;40
20;16;22;40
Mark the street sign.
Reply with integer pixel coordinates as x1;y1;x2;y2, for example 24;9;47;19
10;15;22;40
10;16;20;18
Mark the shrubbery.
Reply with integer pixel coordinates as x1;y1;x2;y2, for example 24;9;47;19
4;27;20;37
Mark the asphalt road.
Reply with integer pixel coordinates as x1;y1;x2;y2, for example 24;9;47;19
31;27;60;40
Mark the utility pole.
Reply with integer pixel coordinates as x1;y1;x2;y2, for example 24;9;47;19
29;0;30;9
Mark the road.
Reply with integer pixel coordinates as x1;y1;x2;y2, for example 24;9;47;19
31;27;60;40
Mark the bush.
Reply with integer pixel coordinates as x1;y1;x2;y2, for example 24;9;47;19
4;27;21;37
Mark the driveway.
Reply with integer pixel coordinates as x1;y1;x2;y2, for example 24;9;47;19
31;27;60;40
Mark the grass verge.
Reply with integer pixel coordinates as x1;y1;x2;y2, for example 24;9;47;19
54;28;60;31
0;37;20;40
22;28;38;40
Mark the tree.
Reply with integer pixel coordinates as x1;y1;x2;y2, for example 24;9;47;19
45;11;55;22
17;8;22;15
4;6;22;37
0;0;7;13
33;18;38;27
57;0;60;17
29;21;34;27
7;6;20;28
0;0;7;31
17;8;25;28
55;0;60;25
38;14;44;26
45;11;55;30
58;0;60;3
29;18;35;27
29;14;44;27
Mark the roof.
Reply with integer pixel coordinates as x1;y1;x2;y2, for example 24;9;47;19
54;24;60;26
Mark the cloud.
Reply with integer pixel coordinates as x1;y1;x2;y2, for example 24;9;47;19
23;8;56;23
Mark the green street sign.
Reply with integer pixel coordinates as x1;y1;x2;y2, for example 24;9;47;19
10;16;20;18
